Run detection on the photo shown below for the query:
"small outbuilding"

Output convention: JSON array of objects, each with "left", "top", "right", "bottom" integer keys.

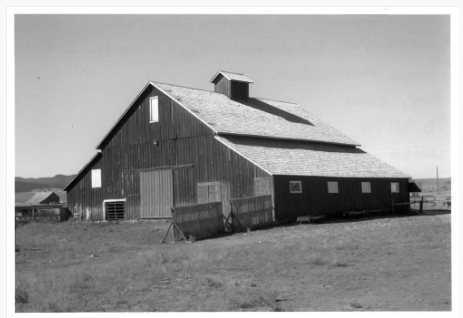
[{"left": 24, "top": 191, "right": 60, "bottom": 205}]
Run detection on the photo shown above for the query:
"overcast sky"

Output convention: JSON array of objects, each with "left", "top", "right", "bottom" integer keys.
[{"left": 15, "top": 14, "right": 450, "bottom": 179}]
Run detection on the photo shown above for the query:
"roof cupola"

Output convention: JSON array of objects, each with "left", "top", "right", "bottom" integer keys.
[{"left": 210, "top": 70, "right": 253, "bottom": 100}]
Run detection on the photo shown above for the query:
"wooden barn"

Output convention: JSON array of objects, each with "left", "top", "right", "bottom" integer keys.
[{"left": 64, "top": 71, "right": 411, "bottom": 223}]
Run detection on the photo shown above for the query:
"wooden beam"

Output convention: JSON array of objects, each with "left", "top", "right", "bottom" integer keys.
[{"left": 124, "top": 164, "right": 193, "bottom": 174}]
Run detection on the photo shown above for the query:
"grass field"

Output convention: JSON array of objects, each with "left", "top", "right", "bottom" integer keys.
[{"left": 15, "top": 210, "right": 451, "bottom": 312}]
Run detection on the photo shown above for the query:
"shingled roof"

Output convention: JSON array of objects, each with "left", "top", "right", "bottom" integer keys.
[
  {"left": 216, "top": 136, "right": 409, "bottom": 178},
  {"left": 25, "top": 191, "right": 60, "bottom": 205},
  {"left": 152, "top": 82, "right": 360, "bottom": 146}
]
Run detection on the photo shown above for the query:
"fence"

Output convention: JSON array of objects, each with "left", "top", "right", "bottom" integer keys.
[
  {"left": 15, "top": 204, "right": 72, "bottom": 225},
  {"left": 229, "top": 195, "right": 273, "bottom": 230},
  {"left": 171, "top": 202, "right": 224, "bottom": 240}
]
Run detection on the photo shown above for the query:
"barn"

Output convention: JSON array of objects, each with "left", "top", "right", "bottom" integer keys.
[
  {"left": 64, "top": 71, "right": 411, "bottom": 223},
  {"left": 23, "top": 191, "right": 61, "bottom": 205}
]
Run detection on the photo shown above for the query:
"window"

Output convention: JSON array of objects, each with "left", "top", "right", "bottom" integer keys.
[
  {"left": 391, "top": 182, "right": 400, "bottom": 193},
  {"left": 361, "top": 182, "right": 371, "bottom": 193},
  {"left": 327, "top": 181, "right": 339, "bottom": 193},
  {"left": 91, "top": 169, "right": 101, "bottom": 188},
  {"left": 290, "top": 181, "right": 302, "bottom": 193},
  {"left": 149, "top": 96, "right": 159, "bottom": 123}
]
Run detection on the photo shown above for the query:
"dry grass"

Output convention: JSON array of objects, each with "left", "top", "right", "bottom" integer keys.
[{"left": 15, "top": 213, "right": 451, "bottom": 312}]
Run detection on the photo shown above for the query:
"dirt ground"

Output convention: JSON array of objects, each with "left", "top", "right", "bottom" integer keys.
[{"left": 15, "top": 209, "right": 451, "bottom": 312}]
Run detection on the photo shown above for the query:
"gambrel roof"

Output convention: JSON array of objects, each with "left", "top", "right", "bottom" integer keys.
[{"left": 216, "top": 136, "right": 409, "bottom": 178}]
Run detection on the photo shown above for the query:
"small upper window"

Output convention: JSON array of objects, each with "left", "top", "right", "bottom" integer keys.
[
  {"left": 361, "top": 182, "right": 371, "bottom": 193},
  {"left": 150, "top": 96, "right": 159, "bottom": 123},
  {"left": 391, "top": 182, "right": 399, "bottom": 193},
  {"left": 327, "top": 181, "right": 339, "bottom": 193},
  {"left": 290, "top": 181, "right": 302, "bottom": 193},
  {"left": 91, "top": 169, "right": 101, "bottom": 188}
]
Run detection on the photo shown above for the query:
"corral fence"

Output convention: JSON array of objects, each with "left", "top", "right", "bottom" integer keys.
[
  {"left": 169, "top": 202, "right": 224, "bottom": 241},
  {"left": 15, "top": 204, "right": 72, "bottom": 226},
  {"left": 392, "top": 196, "right": 452, "bottom": 215},
  {"left": 163, "top": 195, "right": 274, "bottom": 243},
  {"left": 229, "top": 195, "right": 273, "bottom": 230}
]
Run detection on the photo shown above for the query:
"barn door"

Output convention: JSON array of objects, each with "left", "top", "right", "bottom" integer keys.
[{"left": 140, "top": 170, "right": 173, "bottom": 218}]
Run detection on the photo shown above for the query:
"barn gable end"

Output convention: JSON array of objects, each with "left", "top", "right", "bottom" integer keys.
[{"left": 66, "top": 81, "right": 271, "bottom": 221}]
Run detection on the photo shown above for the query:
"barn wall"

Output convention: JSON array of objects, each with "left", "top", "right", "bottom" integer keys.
[
  {"left": 273, "top": 176, "right": 410, "bottom": 220},
  {"left": 66, "top": 156, "right": 104, "bottom": 221},
  {"left": 68, "top": 84, "right": 270, "bottom": 220}
]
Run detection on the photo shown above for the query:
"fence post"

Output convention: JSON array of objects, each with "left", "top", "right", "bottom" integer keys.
[{"left": 229, "top": 200, "right": 234, "bottom": 232}]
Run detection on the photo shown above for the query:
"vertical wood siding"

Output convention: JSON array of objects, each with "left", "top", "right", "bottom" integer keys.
[
  {"left": 66, "top": 84, "right": 270, "bottom": 220},
  {"left": 214, "top": 75, "right": 229, "bottom": 97},
  {"left": 66, "top": 156, "right": 104, "bottom": 221},
  {"left": 140, "top": 170, "right": 173, "bottom": 218},
  {"left": 273, "top": 176, "right": 410, "bottom": 220}
]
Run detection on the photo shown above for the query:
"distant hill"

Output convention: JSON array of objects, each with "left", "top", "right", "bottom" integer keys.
[{"left": 15, "top": 174, "right": 76, "bottom": 193}]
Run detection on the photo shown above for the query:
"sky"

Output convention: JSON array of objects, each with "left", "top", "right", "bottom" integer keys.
[{"left": 14, "top": 14, "right": 451, "bottom": 179}]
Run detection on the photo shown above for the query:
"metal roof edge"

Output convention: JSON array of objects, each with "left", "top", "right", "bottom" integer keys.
[
  {"left": 63, "top": 152, "right": 102, "bottom": 191},
  {"left": 214, "top": 136, "right": 273, "bottom": 176}
]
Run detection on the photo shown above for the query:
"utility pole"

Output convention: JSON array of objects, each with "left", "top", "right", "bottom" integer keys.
[{"left": 436, "top": 166, "right": 439, "bottom": 196}]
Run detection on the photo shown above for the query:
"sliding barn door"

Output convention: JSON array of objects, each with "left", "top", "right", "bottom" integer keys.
[{"left": 139, "top": 170, "right": 173, "bottom": 218}]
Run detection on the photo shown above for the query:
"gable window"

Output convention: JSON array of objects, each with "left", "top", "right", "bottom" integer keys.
[
  {"left": 149, "top": 96, "right": 159, "bottom": 123},
  {"left": 391, "top": 182, "right": 400, "bottom": 193},
  {"left": 327, "top": 181, "right": 339, "bottom": 193},
  {"left": 290, "top": 181, "right": 302, "bottom": 193},
  {"left": 361, "top": 182, "right": 371, "bottom": 193},
  {"left": 91, "top": 169, "right": 101, "bottom": 188}
]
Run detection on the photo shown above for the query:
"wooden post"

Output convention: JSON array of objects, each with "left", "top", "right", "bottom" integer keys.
[
  {"left": 161, "top": 222, "right": 173, "bottom": 243},
  {"left": 229, "top": 201, "right": 234, "bottom": 232},
  {"left": 420, "top": 196, "right": 424, "bottom": 214}
]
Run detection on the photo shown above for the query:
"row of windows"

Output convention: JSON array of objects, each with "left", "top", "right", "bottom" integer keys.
[
  {"left": 290, "top": 181, "right": 400, "bottom": 194},
  {"left": 91, "top": 169, "right": 400, "bottom": 196}
]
